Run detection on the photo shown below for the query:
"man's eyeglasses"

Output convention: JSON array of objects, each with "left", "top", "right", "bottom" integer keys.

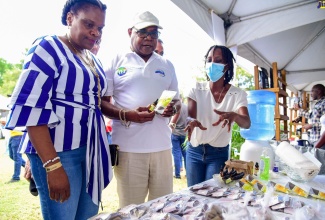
[{"left": 133, "top": 28, "right": 160, "bottom": 39}]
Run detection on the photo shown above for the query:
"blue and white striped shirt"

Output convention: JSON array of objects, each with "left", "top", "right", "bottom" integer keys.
[{"left": 5, "top": 35, "right": 112, "bottom": 205}]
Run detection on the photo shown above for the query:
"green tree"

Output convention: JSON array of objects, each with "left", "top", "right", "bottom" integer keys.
[
  {"left": 234, "top": 66, "right": 254, "bottom": 91},
  {"left": 0, "top": 58, "right": 14, "bottom": 86},
  {"left": 0, "top": 58, "right": 23, "bottom": 96},
  {"left": 0, "top": 65, "right": 22, "bottom": 96}
]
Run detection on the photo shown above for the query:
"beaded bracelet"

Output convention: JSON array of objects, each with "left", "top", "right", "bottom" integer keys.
[
  {"left": 122, "top": 110, "right": 131, "bottom": 128},
  {"left": 43, "top": 156, "right": 60, "bottom": 168},
  {"left": 119, "top": 109, "right": 131, "bottom": 128},
  {"left": 45, "top": 161, "right": 62, "bottom": 173}
]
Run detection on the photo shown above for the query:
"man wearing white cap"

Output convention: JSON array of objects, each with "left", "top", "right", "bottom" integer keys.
[{"left": 102, "top": 11, "right": 180, "bottom": 207}]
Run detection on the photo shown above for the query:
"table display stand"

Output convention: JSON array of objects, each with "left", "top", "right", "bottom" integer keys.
[{"left": 289, "top": 91, "right": 309, "bottom": 139}]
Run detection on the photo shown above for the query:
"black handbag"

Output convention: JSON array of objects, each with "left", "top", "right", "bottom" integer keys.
[{"left": 109, "top": 144, "right": 119, "bottom": 166}]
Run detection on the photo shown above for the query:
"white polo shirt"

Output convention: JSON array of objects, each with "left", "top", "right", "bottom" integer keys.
[
  {"left": 188, "top": 82, "right": 247, "bottom": 147},
  {"left": 105, "top": 51, "right": 180, "bottom": 153}
]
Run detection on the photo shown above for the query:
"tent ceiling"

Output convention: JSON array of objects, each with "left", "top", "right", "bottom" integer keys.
[{"left": 171, "top": 0, "right": 325, "bottom": 93}]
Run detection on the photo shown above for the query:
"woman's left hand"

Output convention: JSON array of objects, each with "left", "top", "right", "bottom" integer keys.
[{"left": 212, "top": 110, "right": 235, "bottom": 132}]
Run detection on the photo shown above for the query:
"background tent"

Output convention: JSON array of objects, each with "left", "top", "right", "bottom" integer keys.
[{"left": 171, "top": 0, "right": 325, "bottom": 93}]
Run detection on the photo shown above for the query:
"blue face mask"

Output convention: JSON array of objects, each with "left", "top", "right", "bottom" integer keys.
[{"left": 205, "top": 62, "right": 225, "bottom": 82}]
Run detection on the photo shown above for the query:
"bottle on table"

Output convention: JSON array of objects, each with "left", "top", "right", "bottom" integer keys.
[
  {"left": 259, "top": 148, "right": 270, "bottom": 181},
  {"left": 254, "top": 162, "right": 259, "bottom": 176}
]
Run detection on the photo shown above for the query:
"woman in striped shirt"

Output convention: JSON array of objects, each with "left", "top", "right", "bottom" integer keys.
[{"left": 5, "top": 0, "right": 112, "bottom": 219}]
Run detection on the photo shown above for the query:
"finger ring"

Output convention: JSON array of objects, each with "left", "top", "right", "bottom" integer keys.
[{"left": 224, "top": 119, "right": 229, "bottom": 124}]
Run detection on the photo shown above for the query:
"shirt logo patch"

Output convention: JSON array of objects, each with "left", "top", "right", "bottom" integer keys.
[
  {"left": 116, "top": 67, "right": 127, "bottom": 76},
  {"left": 155, "top": 69, "right": 165, "bottom": 77}
]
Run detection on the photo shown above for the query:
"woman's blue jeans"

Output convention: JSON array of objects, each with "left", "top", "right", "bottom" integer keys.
[
  {"left": 28, "top": 147, "right": 98, "bottom": 220},
  {"left": 171, "top": 134, "right": 186, "bottom": 178},
  {"left": 186, "top": 143, "right": 229, "bottom": 187},
  {"left": 8, "top": 135, "right": 25, "bottom": 180}
]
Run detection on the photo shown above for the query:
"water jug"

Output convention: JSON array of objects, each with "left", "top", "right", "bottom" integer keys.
[{"left": 240, "top": 90, "right": 276, "bottom": 140}]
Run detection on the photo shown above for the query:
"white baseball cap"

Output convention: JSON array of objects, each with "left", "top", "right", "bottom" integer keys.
[{"left": 131, "top": 11, "right": 163, "bottom": 29}]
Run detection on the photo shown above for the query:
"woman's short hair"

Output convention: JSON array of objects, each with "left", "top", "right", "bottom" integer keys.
[
  {"left": 61, "top": 0, "right": 107, "bottom": 25},
  {"left": 204, "top": 45, "right": 236, "bottom": 85}
]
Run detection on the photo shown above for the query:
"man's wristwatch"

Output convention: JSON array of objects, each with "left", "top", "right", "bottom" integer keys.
[{"left": 172, "top": 106, "right": 177, "bottom": 115}]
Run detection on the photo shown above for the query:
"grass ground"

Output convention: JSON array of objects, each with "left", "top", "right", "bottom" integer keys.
[{"left": 0, "top": 139, "right": 187, "bottom": 220}]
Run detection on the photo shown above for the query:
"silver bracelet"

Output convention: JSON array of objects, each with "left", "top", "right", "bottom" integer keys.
[{"left": 43, "top": 156, "right": 60, "bottom": 168}]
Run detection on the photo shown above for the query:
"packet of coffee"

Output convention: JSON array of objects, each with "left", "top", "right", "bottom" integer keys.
[
  {"left": 309, "top": 187, "right": 325, "bottom": 200},
  {"left": 270, "top": 181, "right": 290, "bottom": 194},
  {"left": 154, "top": 90, "right": 177, "bottom": 114},
  {"left": 286, "top": 182, "right": 308, "bottom": 198}
]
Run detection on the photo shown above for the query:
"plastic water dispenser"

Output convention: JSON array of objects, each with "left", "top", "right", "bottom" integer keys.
[{"left": 240, "top": 90, "right": 276, "bottom": 168}]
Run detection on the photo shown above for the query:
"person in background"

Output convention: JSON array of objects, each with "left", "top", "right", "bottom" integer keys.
[
  {"left": 90, "top": 38, "right": 101, "bottom": 55},
  {"left": 5, "top": 0, "right": 112, "bottom": 219},
  {"left": 185, "top": 45, "right": 251, "bottom": 187},
  {"left": 102, "top": 11, "right": 180, "bottom": 208},
  {"left": 154, "top": 38, "right": 164, "bottom": 56},
  {"left": 169, "top": 97, "right": 188, "bottom": 179},
  {"left": 315, "top": 114, "right": 325, "bottom": 149},
  {"left": 301, "top": 84, "right": 325, "bottom": 146},
  {"left": 155, "top": 39, "right": 186, "bottom": 179},
  {"left": 6, "top": 129, "right": 25, "bottom": 183}
]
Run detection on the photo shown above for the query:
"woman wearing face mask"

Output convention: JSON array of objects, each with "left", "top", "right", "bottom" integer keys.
[{"left": 185, "top": 45, "right": 251, "bottom": 186}]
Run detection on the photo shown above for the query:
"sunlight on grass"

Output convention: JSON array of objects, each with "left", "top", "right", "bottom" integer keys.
[{"left": 0, "top": 139, "right": 187, "bottom": 219}]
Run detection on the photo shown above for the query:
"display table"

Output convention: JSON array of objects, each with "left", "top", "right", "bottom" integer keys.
[{"left": 90, "top": 174, "right": 325, "bottom": 220}]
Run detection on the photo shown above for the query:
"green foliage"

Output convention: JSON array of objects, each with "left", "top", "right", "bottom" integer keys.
[
  {"left": 234, "top": 66, "right": 255, "bottom": 91},
  {"left": 0, "top": 58, "right": 14, "bottom": 86},
  {"left": 230, "top": 123, "right": 245, "bottom": 159},
  {"left": 0, "top": 58, "right": 23, "bottom": 96}
]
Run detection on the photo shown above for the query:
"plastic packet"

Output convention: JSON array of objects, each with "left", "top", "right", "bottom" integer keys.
[
  {"left": 309, "top": 187, "right": 325, "bottom": 200},
  {"left": 246, "top": 175, "right": 266, "bottom": 193},
  {"left": 190, "top": 183, "right": 209, "bottom": 191},
  {"left": 154, "top": 90, "right": 177, "bottom": 114},
  {"left": 117, "top": 204, "right": 148, "bottom": 219},
  {"left": 286, "top": 182, "right": 309, "bottom": 198},
  {"left": 204, "top": 203, "right": 224, "bottom": 220},
  {"left": 222, "top": 200, "right": 251, "bottom": 220},
  {"left": 237, "top": 178, "right": 254, "bottom": 191},
  {"left": 269, "top": 181, "right": 290, "bottom": 194}
]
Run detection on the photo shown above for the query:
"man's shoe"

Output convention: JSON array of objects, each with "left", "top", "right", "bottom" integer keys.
[
  {"left": 5, "top": 179, "right": 20, "bottom": 184},
  {"left": 174, "top": 176, "right": 181, "bottom": 179}
]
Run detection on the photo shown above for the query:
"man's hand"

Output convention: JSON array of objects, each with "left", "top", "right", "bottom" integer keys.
[
  {"left": 24, "top": 159, "right": 32, "bottom": 181},
  {"left": 303, "top": 124, "right": 312, "bottom": 130},
  {"left": 127, "top": 107, "right": 155, "bottom": 123}
]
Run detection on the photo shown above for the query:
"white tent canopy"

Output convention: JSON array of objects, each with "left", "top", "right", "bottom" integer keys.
[{"left": 171, "top": 0, "right": 325, "bottom": 93}]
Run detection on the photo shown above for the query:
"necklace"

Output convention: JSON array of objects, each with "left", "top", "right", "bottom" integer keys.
[
  {"left": 217, "top": 86, "right": 225, "bottom": 103},
  {"left": 66, "top": 34, "right": 101, "bottom": 108}
]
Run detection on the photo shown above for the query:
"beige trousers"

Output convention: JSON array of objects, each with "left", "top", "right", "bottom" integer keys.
[{"left": 114, "top": 149, "right": 173, "bottom": 208}]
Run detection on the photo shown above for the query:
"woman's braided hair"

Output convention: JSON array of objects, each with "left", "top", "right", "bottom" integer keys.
[
  {"left": 61, "top": 0, "right": 107, "bottom": 25},
  {"left": 204, "top": 45, "right": 236, "bottom": 86}
]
